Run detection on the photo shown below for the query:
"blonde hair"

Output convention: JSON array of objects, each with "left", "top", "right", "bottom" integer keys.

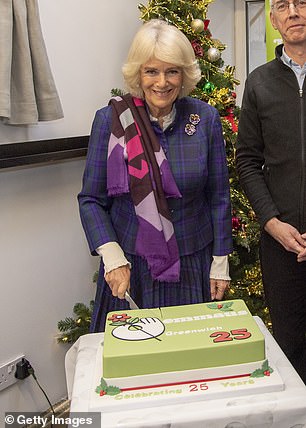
[{"left": 122, "top": 19, "right": 201, "bottom": 99}]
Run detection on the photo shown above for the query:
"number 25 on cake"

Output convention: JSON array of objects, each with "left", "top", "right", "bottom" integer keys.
[{"left": 91, "top": 300, "right": 284, "bottom": 411}]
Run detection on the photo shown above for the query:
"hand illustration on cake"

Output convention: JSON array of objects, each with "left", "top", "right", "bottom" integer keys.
[{"left": 108, "top": 314, "right": 165, "bottom": 341}]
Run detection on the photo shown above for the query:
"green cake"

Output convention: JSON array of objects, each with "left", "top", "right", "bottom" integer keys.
[
  {"left": 102, "top": 300, "right": 266, "bottom": 387},
  {"left": 91, "top": 300, "right": 285, "bottom": 412}
]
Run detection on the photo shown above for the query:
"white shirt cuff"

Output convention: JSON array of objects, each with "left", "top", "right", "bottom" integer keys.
[
  {"left": 209, "top": 255, "right": 231, "bottom": 280},
  {"left": 96, "top": 242, "right": 131, "bottom": 273}
]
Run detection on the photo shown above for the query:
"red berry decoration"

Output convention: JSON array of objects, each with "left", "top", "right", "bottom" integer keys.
[
  {"left": 100, "top": 390, "right": 106, "bottom": 396},
  {"left": 217, "top": 304, "right": 223, "bottom": 309}
]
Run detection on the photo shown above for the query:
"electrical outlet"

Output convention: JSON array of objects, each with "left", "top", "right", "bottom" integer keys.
[{"left": 0, "top": 356, "right": 24, "bottom": 392}]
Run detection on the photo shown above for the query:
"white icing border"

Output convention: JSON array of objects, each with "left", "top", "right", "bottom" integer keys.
[
  {"left": 104, "top": 359, "right": 266, "bottom": 389},
  {"left": 90, "top": 343, "right": 285, "bottom": 412}
]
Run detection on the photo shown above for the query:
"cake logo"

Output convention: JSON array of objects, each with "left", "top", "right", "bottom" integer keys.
[{"left": 108, "top": 313, "right": 165, "bottom": 341}]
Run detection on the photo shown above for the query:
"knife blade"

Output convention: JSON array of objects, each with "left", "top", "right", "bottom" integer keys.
[{"left": 125, "top": 291, "right": 139, "bottom": 310}]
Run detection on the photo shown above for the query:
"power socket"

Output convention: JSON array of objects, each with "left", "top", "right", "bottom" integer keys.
[{"left": 0, "top": 356, "right": 25, "bottom": 392}]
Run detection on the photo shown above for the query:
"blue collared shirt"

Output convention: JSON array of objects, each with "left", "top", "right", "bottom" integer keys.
[{"left": 281, "top": 46, "right": 306, "bottom": 89}]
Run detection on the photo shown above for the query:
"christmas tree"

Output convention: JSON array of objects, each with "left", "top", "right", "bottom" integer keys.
[
  {"left": 57, "top": 0, "right": 270, "bottom": 343},
  {"left": 57, "top": 301, "right": 94, "bottom": 343}
]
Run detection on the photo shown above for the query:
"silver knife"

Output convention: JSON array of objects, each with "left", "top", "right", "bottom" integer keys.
[{"left": 125, "top": 291, "right": 139, "bottom": 309}]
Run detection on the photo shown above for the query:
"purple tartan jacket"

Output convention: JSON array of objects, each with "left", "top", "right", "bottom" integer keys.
[{"left": 78, "top": 96, "right": 233, "bottom": 258}]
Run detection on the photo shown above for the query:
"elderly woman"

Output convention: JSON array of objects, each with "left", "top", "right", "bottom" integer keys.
[{"left": 78, "top": 19, "right": 233, "bottom": 332}]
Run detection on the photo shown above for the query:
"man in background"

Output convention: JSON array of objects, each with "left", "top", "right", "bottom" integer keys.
[{"left": 236, "top": 0, "right": 306, "bottom": 384}]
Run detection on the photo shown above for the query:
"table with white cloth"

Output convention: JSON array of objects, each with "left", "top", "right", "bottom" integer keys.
[{"left": 65, "top": 316, "right": 306, "bottom": 428}]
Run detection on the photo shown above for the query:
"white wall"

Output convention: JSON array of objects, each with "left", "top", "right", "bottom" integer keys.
[
  {"left": 208, "top": 0, "right": 235, "bottom": 68},
  {"left": 0, "top": 0, "right": 142, "bottom": 144},
  {"left": 0, "top": 0, "right": 235, "bottom": 419},
  {"left": 0, "top": 0, "right": 141, "bottom": 419},
  {"left": 0, "top": 159, "right": 97, "bottom": 412}
]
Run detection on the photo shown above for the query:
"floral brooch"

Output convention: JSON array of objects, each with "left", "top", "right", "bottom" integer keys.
[{"left": 185, "top": 113, "right": 200, "bottom": 135}]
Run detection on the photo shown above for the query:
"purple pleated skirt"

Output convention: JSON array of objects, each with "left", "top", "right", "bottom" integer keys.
[{"left": 89, "top": 245, "right": 212, "bottom": 332}]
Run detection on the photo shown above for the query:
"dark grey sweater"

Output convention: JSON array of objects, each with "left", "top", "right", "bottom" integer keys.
[{"left": 236, "top": 44, "right": 306, "bottom": 232}]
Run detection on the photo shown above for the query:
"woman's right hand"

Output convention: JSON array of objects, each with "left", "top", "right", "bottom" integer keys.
[{"left": 104, "top": 265, "right": 131, "bottom": 299}]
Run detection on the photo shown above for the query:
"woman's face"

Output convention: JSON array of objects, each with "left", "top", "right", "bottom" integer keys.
[{"left": 140, "top": 58, "right": 183, "bottom": 118}]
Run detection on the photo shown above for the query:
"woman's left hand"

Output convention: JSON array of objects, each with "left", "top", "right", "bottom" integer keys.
[{"left": 210, "top": 279, "right": 230, "bottom": 301}]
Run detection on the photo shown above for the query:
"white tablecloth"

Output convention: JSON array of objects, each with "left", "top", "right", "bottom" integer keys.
[{"left": 65, "top": 317, "right": 306, "bottom": 428}]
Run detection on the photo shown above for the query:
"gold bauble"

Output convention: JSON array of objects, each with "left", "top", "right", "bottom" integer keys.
[
  {"left": 211, "top": 38, "right": 224, "bottom": 49},
  {"left": 191, "top": 19, "right": 204, "bottom": 33}
]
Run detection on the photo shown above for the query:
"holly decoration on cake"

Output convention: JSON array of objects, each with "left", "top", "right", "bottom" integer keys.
[
  {"left": 207, "top": 301, "right": 234, "bottom": 311},
  {"left": 250, "top": 360, "right": 274, "bottom": 378},
  {"left": 95, "top": 377, "right": 121, "bottom": 396}
]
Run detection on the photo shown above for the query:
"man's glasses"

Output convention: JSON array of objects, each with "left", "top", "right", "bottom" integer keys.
[{"left": 272, "top": 0, "right": 306, "bottom": 13}]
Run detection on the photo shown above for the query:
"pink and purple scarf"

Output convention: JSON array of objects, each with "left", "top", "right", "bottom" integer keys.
[{"left": 107, "top": 94, "right": 181, "bottom": 282}]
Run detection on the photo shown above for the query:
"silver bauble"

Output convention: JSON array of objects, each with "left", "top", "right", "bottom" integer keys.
[{"left": 207, "top": 47, "right": 221, "bottom": 62}]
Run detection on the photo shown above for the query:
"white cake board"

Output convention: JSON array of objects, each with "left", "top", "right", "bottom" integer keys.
[{"left": 89, "top": 343, "right": 285, "bottom": 412}]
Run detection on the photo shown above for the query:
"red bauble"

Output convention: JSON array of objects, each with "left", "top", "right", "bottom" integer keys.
[
  {"left": 232, "top": 216, "right": 241, "bottom": 230},
  {"left": 191, "top": 40, "right": 204, "bottom": 57}
]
